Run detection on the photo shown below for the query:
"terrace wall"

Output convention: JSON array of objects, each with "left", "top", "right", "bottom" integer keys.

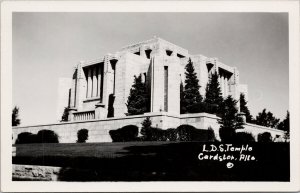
[{"left": 12, "top": 112, "right": 285, "bottom": 144}]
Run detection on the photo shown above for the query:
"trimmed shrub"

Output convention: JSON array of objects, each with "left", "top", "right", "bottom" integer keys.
[
  {"left": 148, "top": 127, "right": 167, "bottom": 141},
  {"left": 207, "top": 127, "right": 217, "bottom": 142},
  {"left": 166, "top": 128, "right": 178, "bottom": 141},
  {"left": 177, "top": 125, "right": 217, "bottom": 142},
  {"left": 36, "top": 130, "right": 59, "bottom": 143},
  {"left": 109, "top": 125, "right": 139, "bottom": 142},
  {"left": 15, "top": 132, "right": 37, "bottom": 144},
  {"left": 109, "top": 130, "right": 122, "bottom": 142},
  {"left": 192, "top": 127, "right": 217, "bottom": 142},
  {"left": 219, "top": 127, "right": 236, "bottom": 143},
  {"left": 177, "top": 124, "right": 196, "bottom": 141},
  {"left": 258, "top": 132, "right": 273, "bottom": 143},
  {"left": 77, "top": 129, "right": 89, "bottom": 143},
  {"left": 234, "top": 132, "right": 255, "bottom": 143}
]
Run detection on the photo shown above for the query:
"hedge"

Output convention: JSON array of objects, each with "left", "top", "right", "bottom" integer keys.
[
  {"left": 77, "top": 129, "right": 89, "bottom": 143},
  {"left": 109, "top": 125, "right": 139, "bottom": 142},
  {"left": 15, "top": 130, "right": 59, "bottom": 144}
]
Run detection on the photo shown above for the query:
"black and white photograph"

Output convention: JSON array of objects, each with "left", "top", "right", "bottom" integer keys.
[{"left": 1, "top": 1, "right": 300, "bottom": 192}]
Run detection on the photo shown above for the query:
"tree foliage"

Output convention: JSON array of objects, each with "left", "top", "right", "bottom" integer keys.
[
  {"left": 36, "top": 130, "right": 59, "bottom": 143},
  {"left": 239, "top": 93, "right": 253, "bottom": 123},
  {"left": 204, "top": 72, "right": 223, "bottom": 111},
  {"left": 12, "top": 106, "right": 20, "bottom": 126},
  {"left": 277, "top": 111, "right": 290, "bottom": 141},
  {"left": 218, "top": 96, "right": 244, "bottom": 142},
  {"left": 77, "top": 129, "right": 89, "bottom": 143},
  {"left": 257, "top": 132, "right": 273, "bottom": 143},
  {"left": 255, "top": 109, "right": 280, "bottom": 128},
  {"left": 61, "top": 107, "right": 69, "bottom": 122},
  {"left": 181, "top": 58, "right": 203, "bottom": 114},
  {"left": 126, "top": 74, "right": 150, "bottom": 115},
  {"left": 109, "top": 125, "right": 139, "bottom": 142},
  {"left": 140, "top": 117, "right": 152, "bottom": 140}
]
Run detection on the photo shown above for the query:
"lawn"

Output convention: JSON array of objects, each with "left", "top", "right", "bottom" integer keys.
[{"left": 13, "top": 141, "right": 290, "bottom": 181}]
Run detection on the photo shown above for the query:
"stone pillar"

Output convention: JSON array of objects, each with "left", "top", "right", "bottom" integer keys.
[
  {"left": 92, "top": 66, "right": 98, "bottom": 98},
  {"left": 102, "top": 56, "right": 115, "bottom": 109},
  {"left": 68, "top": 107, "right": 77, "bottom": 121},
  {"left": 220, "top": 74, "right": 224, "bottom": 98},
  {"left": 224, "top": 76, "right": 228, "bottom": 97},
  {"left": 87, "top": 68, "right": 92, "bottom": 98},
  {"left": 95, "top": 103, "right": 108, "bottom": 119},
  {"left": 75, "top": 62, "right": 85, "bottom": 111},
  {"left": 70, "top": 68, "right": 77, "bottom": 108},
  {"left": 97, "top": 65, "right": 102, "bottom": 99},
  {"left": 150, "top": 55, "right": 165, "bottom": 112}
]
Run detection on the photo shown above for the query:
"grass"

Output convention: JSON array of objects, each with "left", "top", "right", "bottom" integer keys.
[{"left": 13, "top": 141, "right": 290, "bottom": 181}]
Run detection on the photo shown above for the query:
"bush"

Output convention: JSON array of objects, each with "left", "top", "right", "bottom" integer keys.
[
  {"left": 177, "top": 125, "right": 217, "bottom": 142},
  {"left": 77, "top": 129, "right": 89, "bottom": 143},
  {"left": 15, "top": 132, "right": 37, "bottom": 144},
  {"left": 109, "top": 130, "right": 122, "bottom": 142},
  {"left": 234, "top": 132, "right": 255, "bottom": 143},
  {"left": 140, "top": 117, "right": 152, "bottom": 141},
  {"left": 166, "top": 128, "right": 178, "bottom": 141},
  {"left": 36, "top": 130, "right": 59, "bottom": 143},
  {"left": 148, "top": 127, "right": 167, "bottom": 141},
  {"left": 258, "top": 132, "right": 273, "bottom": 143},
  {"left": 207, "top": 127, "right": 217, "bottom": 142},
  {"left": 219, "top": 127, "right": 236, "bottom": 143},
  {"left": 109, "top": 125, "right": 139, "bottom": 142},
  {"left": 177, "top": 125, "right": 196, "bottom": 141}
]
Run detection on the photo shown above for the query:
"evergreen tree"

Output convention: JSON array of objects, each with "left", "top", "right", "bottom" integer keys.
[
  {"left": 141, "top": 117, "right": 152, "bottom": 140},
  {"left": 277, "top": 111, "right": 289, "bottom": 141},
  {"left": 239, "top": 93, "right": 253, "bottom": 123},
  {"left": 12, "top": 106, "right": 20, "bottom": 126},
  {"left": 126, "top": 74, "right": 150, "bottom": 115},
  {"left": 182, "top": 58, "right": 203, "bottom": 113},
  {"left": 255, "top": 109, "right": 279, "bottom": 128},
  {"left": 61, "top": 107, "right": 69, "bottom": 122},
  {"left": 204, "top": 72, "right": 223, "bottom": 113},
  {"left": 218, "top": 96, "right": 244, "bottom": 142}
]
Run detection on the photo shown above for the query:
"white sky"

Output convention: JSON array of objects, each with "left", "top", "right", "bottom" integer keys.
[{"left": 12, "top": 12, "right": 288, "bottom": 126}]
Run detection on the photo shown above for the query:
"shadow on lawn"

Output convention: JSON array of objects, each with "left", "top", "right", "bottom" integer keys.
[{"left": 13, "top": 142, "right": 290, "bottom": 181}]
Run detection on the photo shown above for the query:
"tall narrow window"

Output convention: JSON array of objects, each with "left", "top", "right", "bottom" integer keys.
[{"left": 164, "top": 66, "right": 168, "bottom": 112}]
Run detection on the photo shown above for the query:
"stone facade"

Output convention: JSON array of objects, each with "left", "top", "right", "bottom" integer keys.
[
  {"left": 13, "top": 164, "right": 61, "bottom": 181},
  {"left": 62, "top": 37, "right": 248, "bottom": 121}
]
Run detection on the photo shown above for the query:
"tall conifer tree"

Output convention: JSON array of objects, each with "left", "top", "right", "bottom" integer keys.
[
  {"left": 126, "top": 74, "right": 150, "bottom": 115},
  {"left": 255, "top": 109, "right": 279, "bottom": 128},
  {"left": 12, "top": 106, "right": 20, "bottom": 126},
  {"left": 204, "top": 72, "right": 223, "bottom": 113},
  {"left": 239, "top": 93, "right": 253, "bottom": 123},
  {"left": 218, "top": 96, "right": 244, "bottom": 142},
  {"left": 182, "top": 58, "right": 203, "bottom": 113}
]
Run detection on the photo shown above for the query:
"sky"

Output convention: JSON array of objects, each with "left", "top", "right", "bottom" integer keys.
[{"left": 12, "top": 12, "right": 289, "bottom": 126}]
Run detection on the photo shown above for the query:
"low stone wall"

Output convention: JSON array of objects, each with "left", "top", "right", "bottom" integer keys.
[
  {"left": 13, "top": 164, "right": 61, "bottom": 181},
  {"left": 237, "top": 123, "right": 286, "bottom": 142},
  {"left": 12, "top": 112, "right": 285, "bottom": 143}
]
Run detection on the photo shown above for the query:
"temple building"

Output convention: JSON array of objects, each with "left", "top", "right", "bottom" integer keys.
[
  {"left": 60, "top": 37, "right": 248, "bottom": 121},
  {"left": 14, "top": 37, "right": 285, "bottom": 144}
]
